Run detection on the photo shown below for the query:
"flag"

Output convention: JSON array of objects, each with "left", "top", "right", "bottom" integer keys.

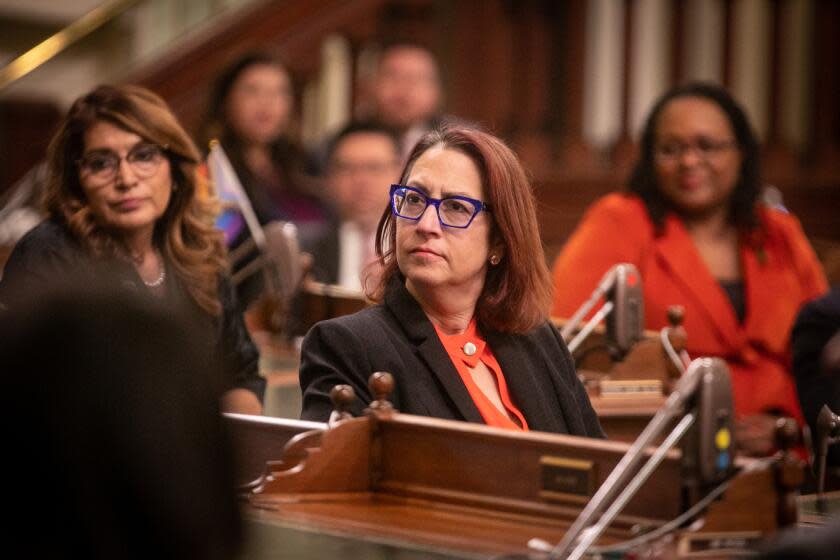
[{"left": 206, "top": 140, "right": 266, "bottom": 249}]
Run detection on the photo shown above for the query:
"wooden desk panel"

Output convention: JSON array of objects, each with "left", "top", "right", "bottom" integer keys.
[
  {"left": 228, "top": 411, "right": 801, "bottom": 558},
  {"left": 224, "top": 413, "right": 324, "bottom": 485},
  {"left": 249, "top": 493, "right": 592, "bottom": 557},
  {"left": 376, "top": 414, "right": 681, "bottom": 521}
]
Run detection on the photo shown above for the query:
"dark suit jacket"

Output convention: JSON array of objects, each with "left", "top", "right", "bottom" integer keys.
[{"left": 299, "top": 278, "right": 604, "bottom": 437}]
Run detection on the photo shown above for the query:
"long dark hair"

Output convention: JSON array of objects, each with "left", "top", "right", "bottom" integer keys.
[
  {"left": 628, "top": 82, "right": 762, "bottom": 232},
  {"left": 44, "top": 84, "right": 227, "bottom": 316},
  {"left": 370, "top": 124, "right": 553, "bottom": 334},
  {"left": 199, "top": 52, "right": 307, "bottom": 194}
]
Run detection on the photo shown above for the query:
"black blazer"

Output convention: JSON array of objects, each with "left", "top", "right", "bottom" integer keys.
[{"left": 299, "top": 278, "right": 604, "bottom": 437}]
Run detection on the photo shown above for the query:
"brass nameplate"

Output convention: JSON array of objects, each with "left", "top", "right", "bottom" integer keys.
[
  {"left": 677, "top": 531, "right": 762, "bottom": 557},
  {"left": 539, "top": 456, "right": 595, "bottom": 504},
  {"left": 599, "top": 379, "right": 662, "bottom": 398}
]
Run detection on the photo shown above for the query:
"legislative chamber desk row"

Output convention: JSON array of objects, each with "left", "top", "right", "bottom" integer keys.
[
  {"left": 226, "top": 404, "right": 803, "bottom": 559},
  {"left": 242, "top": 291, "right": 808, "bottom": 557}
]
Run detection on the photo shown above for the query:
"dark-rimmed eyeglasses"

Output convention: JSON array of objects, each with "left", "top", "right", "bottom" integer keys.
[
  {"left": 78, "top": 143, "right": 168, "bottom": 183},
  {"left": 654, "top": 137, "right": 737, "bottom": 163},
  {"left": 389, "top": 184, "right": 491, "bottom": 229}
]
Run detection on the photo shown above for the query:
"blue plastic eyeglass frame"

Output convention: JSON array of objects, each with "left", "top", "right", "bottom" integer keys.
[{"left": 389, "top": 184, "right": 491, "bottom": 229}]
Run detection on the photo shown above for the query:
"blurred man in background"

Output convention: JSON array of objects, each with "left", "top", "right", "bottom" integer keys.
[
  {"left": 370, "top": 42, "right": 443, "bottom": 161},
  {"left": 308, "top": 122, "right": 400, "bottom": 291}
]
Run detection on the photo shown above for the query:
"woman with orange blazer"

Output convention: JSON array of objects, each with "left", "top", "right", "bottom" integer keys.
[{"left": 552, "top": 83, "right": 827, "bottom": 456}]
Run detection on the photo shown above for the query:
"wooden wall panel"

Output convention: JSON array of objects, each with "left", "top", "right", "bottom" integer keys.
[
  {"left": 4, "top": 0, "right": 838, "bottom": 258},
  {"left": 128, "top": 0, "right": 389, "bottom": 135},
  {"left": 0, "top": 99, "right": 60, "bottom": 194},
  {"left": 811, "top": 0, "right": 840, "bottom": 172}
]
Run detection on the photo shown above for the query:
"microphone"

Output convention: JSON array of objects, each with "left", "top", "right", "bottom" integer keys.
[
  {"left": 562, "top": 263, "right": 644, "bottom": 360},
  {"left": 681, "top": 358, "right": 736, "bottom": 487},
  {"left": 229, "top": 220, "right": 303, "bottom": 294},
  {"left": 229, "top": 220, "right": 305, "bottom": 335},
  {"left": 550, "top": 358, "right": 735, "bottom": 560},
  {"left": 262, "top": 221, "right": 303, "bottom": 301},
  {"left": 605, "top": 263, "right": 644, "bottom": 360}
]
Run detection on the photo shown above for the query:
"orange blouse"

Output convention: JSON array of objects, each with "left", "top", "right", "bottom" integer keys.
[{"left": 434, "top": 320, "right": 529, "bottom": 431}]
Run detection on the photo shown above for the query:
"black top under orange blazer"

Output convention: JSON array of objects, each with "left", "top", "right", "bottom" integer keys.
[{"left": 299, "top": 277, "right": 604, "bottom": 438}]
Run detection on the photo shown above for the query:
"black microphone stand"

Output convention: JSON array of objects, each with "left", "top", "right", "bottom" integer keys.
[
  {"left": 815, "top": 404, "right": 840, "bottom": 512},
  {"left": 549, "top": 357, "right": 735, "bottom": 560}
]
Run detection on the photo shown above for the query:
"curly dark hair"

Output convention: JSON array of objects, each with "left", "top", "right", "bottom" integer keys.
[
  {"left": 628, "top": 82, "right": 762, "bottom": 233},
  {"left": 44, "top": 84, "right": 227, "bottom": 316}
]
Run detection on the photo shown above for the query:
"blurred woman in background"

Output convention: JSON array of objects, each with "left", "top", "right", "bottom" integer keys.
[
  {"left": 201, "top": 52, "right": 328, "bottom": 239},
  {"left": 552, "top": 82, "right": 827, "bottom": 455},
  {"left": 200, "top": 53, "right": 329, "bottom": 308}
]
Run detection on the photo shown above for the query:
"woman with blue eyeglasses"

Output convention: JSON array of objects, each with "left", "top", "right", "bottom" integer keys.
[
  {"left": 552, "top": 82, "right": 827, "bottom": 456},
  {"left": 299, "top": 124, "right": 603, "bottom": 437},
  {"left": 0, "top": 84, "right": 265, "bottom": 414}
]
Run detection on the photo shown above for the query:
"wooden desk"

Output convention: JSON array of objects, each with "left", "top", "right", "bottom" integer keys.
[
  {"left": 241, "top": 517, "right": 479, "bottom": 560},
  {"left": 554, "top": 316, "right": 686, "bottom": 442},
  {"left": 243, "top": 415, "right": 678, "bottom": 556},
  {"left": 228, "top": 410, "right": 799, "bottom": 558},
  {"left": 225, "top": 414, "right": 324, "bottom": 485},
  {"left": 588, "top": 393, "right": 666, "bottom": 442}
]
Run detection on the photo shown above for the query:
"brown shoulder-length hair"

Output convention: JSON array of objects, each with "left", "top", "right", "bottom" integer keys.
[
  {"left": 44, "top": 84, "right": 227, "bottom": 316},
  {"left": 368, "top": 124, "right": 552, "bottom": 334}
]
